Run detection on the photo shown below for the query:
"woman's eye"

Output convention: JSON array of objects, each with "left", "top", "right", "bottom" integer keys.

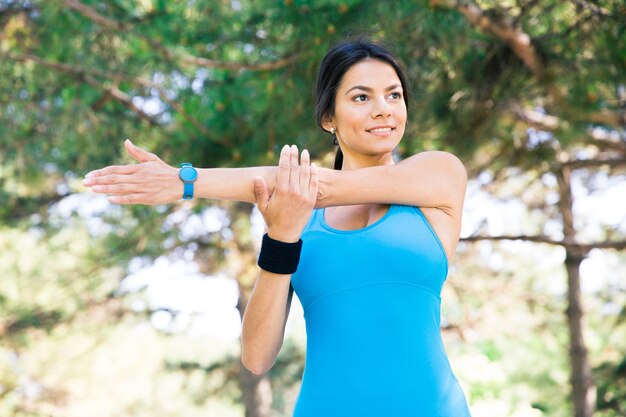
[
  {"left": 389, "top": 92, "right": 402, "bottom": 100},
  {"left": 353, "top": 94, "right": 368, "bottom": 102}
]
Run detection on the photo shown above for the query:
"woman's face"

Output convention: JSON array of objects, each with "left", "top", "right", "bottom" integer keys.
[{"left": 325, "top": 59, "right": 407, "bottom": 160}]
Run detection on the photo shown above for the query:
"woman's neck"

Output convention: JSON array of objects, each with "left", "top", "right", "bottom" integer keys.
[{"left": 340, "top": 152, "right": 395, "bottom": 170}]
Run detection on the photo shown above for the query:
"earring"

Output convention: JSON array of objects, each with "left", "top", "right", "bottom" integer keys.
[
  {"left": 331, "top": 127, "right": 338, "bottom": 146},
  {"left": 330, "top": 127, "right": 335, "bottom": 134}
]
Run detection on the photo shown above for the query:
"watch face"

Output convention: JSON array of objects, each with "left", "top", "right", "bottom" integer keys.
[{"left": 179, "top": 166, "right": 198, "bottom": 181}]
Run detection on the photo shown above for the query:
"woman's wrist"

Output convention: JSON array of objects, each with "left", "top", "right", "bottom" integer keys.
[
  {"left": 267, "top": 228, "right": 301, "bottom": 243},
  {"left": 194, "top": 166, "right": 278, "bottom": 203},
  {"left": 258, "top": 233, "right": 303, "bottom": 275}
]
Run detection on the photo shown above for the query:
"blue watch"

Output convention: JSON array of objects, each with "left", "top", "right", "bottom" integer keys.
[{"left": 178, "top": 163, "right": 198, "bottom": 200}]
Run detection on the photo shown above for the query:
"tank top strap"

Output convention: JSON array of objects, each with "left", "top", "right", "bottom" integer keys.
[{"left": 302, "top": 207, "right": 324, "bottom": 234}]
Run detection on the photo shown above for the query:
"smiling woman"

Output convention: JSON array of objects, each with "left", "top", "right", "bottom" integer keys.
[
  {"left": 82, "top": 39, "right": 470, "bottom": 416},
  {"left": 323, "top": 59, "right": 407, "bottom": 170}
]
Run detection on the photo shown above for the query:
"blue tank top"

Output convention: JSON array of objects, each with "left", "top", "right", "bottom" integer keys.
[{"left": 290, "top": 204, "right": 471, "bottom": 416}]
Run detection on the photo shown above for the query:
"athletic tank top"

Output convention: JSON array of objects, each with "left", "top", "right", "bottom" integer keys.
[{"left": 290, "top": 204, "right": 471, "bottom": 416}]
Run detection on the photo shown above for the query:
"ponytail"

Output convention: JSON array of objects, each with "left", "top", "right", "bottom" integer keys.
[{"left": 333, "top": 147, "right": 343, "bottom": 170}]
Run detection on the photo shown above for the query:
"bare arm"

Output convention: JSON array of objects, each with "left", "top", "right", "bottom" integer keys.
[
  {"left": 82, "top": 140, "right": 279, "bottom": 205},
  {"left": 241, "top": 145, "right": 318, "bottom": 374},
  {"left": 195, "top": 166, "right": 276, "bottom": 204},
  {"left": 83, "top": 142, "right": 465, "bottom": 219},
  {"left": 198, "top": 152, "right": 465, "bottom": 210},
  {"left": 316, "top": 151, "right": 467, "bottom": 211},
  {"left": 241, "top": 271, "right": 294, "bottom": 375}
]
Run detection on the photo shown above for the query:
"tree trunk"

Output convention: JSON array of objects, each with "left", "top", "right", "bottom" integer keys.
[
  {"left": 238, "top": 361, "right": 273, "bottom": 417},
  {"left": 557, "top": 165, "right": 596, "bottom": 417}
]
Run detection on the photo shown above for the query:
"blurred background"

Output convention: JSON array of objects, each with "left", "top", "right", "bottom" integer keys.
[{"left": 1, "top": 1, "right": 625, "bottom": 416}]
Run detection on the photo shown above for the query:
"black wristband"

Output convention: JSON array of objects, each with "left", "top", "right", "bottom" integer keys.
[{"left": 257, "top": 233, "right": 303, "bottom": 275}]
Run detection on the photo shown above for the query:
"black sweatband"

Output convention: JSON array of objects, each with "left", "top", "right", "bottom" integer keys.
[{"left": 257, "top": 233, "right": 303, "bottom": 275}]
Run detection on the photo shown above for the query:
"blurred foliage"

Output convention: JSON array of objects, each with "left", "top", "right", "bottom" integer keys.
[
  {"left": 1, "top": 0, "right": 625, "bottom": 416},
  {"left": 596, "top": 356, "right": 626, "bottom": 415}
]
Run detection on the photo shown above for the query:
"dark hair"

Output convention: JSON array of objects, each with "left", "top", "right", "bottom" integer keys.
[{"left": 315, "top": 40, "right": 411, "bottom": 170}]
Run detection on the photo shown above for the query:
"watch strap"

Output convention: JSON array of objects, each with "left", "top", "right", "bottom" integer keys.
[
  {"left": 183, "top": 182, "right": 194, "bottom": 200},
  {"left": 180, "top": 163, "right": 195, "bottom": 200}
]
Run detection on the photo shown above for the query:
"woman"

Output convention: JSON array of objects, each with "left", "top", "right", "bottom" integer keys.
[{"left": 83, "top": 40, "right": 470, "bottom": 416}]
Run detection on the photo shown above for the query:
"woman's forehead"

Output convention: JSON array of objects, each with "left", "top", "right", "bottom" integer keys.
[{"left": 338, "top": 59, "right": 402, "bottom": 92}]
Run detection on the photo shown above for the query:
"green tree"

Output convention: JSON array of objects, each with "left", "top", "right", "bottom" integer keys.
[{"left": 1, "top": 1, "right": 625, "bottom": 416}]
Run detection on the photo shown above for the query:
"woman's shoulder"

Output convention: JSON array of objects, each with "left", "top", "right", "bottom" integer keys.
[
  {"left": 399, "top": 151, "right": 466, "bottom": 181},
  {"left": 404, "top": 150, "right": 463, "bottom": 166}
]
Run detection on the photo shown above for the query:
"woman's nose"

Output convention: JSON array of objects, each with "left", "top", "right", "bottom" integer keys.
[{"left": 371, "top": 97, "right": 391, "bottom": 118}]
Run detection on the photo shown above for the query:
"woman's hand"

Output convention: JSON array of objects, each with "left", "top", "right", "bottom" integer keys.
[
  {"left": 254, "top": 144, "right": 319, "bottom": 243},
  {"left": 82, "top": 139, "right": 180, "bottom": 205}
]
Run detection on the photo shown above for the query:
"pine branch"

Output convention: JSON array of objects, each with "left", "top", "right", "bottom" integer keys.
[
  {"left": 561, "top": 157, "right": 626, "bottom": 170},
  {"left": 461, "top": 234, "right": 565, "bottom": 246},
  {"left": 461, "top": 235, "right": 626, "bottom": 252},
  {"left": 0, "top": 2, "right": 37, "bottom": 17},
  {"left": 432, "top": 0, "right": 624, "bottom": 135},
  {"left": 513, "top": 106, "right": 561, "bottom": 131},
  {"left": 177, "top": 50, "right": 305, "bottom": 71},
  {"left": 7, "top": 53, "right": 228, "bottom": 145},
  {"left": 61, "top": 0, "right": 125, "bottom": 30},
  {"left": 536, "top": 12, "right": 596, "bottom": 42},
  {"left": 9, "top": 53, "right": 156, "bottom": 88},
  {"left": 61, "top": 0, "right": 305, "bottom": 72},
  {"left": 569, "top": 0, "right": 611, "bottom": 17},
  {"left": 429, "top": 0, "right": 544, "bottom": 77},
  {"left": 586, "top": 128, "right": 626, "bottom": 153},
  {"left": 10, "top": 53, "right": 157, "bottom": 123},
  {"left": 588, "top": 109, "right": 626, "bottom": 127},
  {"left": 505, "top": 103, "right": 626, "bottom": 132},
  {"left": 101, "top": 81, "right": 157, "bottom": 124}
]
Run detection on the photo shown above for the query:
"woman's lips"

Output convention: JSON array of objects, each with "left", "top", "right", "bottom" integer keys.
[{"left": 366, "top": 126, "right": 395, "bottom": 136}]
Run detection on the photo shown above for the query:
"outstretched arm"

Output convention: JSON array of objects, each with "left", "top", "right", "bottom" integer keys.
[
  {"left": 83, "top": 141, "right": 466, "bottom": 218},
  {"left": 82, "top": 139, "right": 278, "bottom": 205}
]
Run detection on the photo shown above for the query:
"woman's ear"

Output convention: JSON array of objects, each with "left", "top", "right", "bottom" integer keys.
[{"left": 321, "top": 114, "right": 334, "bottom": 133}]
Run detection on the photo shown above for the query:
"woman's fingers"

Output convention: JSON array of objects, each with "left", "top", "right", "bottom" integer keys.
[
  {"left": 83, "top": 173, "right": 137, "bottom": 188},
  {"left": 276, "top": 144, "right": 290, "bottom": 190},
  {"left": 91, "top": 182, "right": 136, "bottom": 195},
  {"left": 108, "top": 193, "right": 145, "bottom": 205},
  {"left": 85, "top": 140, "right": 160, "bottom": 182},
  {"left": 300, "top": 149, "right": 311, "bottom": 199},
  {"left": 253, "top": 176, "right": 270, "bottom": 210},
  {"left": 289, "top": 145, "right": 300, "bottom": 192},
  {"left": 84, "top": 164, "right": 135, "bottom": 182},
  {"left": 125, "top": 139, "right": 159, "bottom": 163},
  {"left": 276, "top": 145, "right": 315, "bottom": 202},
  {"left": 309, "top": 163, "right": 319, "bottom": 198}
]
